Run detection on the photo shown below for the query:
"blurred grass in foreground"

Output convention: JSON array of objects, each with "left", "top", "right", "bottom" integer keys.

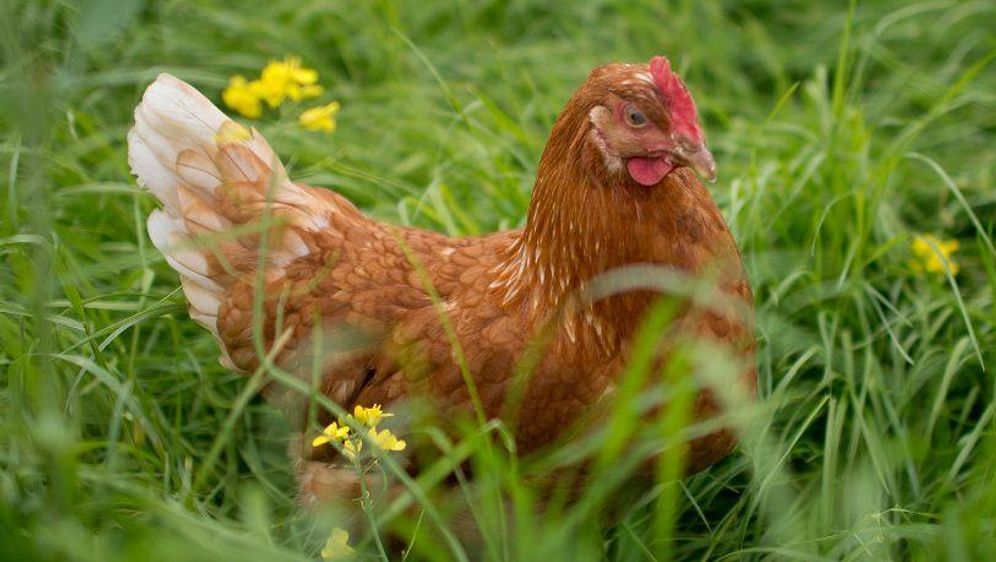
[{"left": 1, "top": 0, "right": 995, "bottom": 560}]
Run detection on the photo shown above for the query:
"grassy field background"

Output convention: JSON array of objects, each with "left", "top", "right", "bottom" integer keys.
[{"left": 2, "top": 0, "right": 995, "bottom": 560}]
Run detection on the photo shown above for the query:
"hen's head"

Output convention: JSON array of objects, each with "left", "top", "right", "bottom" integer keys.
[{"left": 582, "top": 56, "right": 715, "bottom": 186}]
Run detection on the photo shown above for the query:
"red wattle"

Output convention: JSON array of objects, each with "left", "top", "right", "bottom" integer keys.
[{"left": 626, "top": 157, "right": 674, "bottom": 186}]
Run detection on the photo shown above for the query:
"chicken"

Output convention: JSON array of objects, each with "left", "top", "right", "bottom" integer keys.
[{"left": 127, "top": 55, "right": 755, "bottom": 500}]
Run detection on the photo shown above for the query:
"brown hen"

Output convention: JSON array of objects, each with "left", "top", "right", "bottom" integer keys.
[{"left": 128, "top": 55, "right": 755, "bottom": 501}]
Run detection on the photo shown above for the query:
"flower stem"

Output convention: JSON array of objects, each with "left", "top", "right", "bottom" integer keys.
[{"left": 354, "top": 456, "right": 390, "bottom": 562}]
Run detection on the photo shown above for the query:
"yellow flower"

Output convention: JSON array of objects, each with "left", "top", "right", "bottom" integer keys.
[
  {"left": 320, "top": 528, "right": 354, "bottom": 560},
  {"left": 353, "top": 403, "right": 392, "bottom": 427},
  {"left": 222, "top": 57, "right": 324, "bottom": 120},
  {"left": 342, "top": 438, "right": 362, "bottom": 461},
  {"left": 222, "top": 75, "right": 263, "bottom": 119},
  {"left": 368, "top": 427, "right": 407, "bottom": 452},
  {"left": 911, "top": 234, "right": 959, "bottom": 275},
  {"left": 299, "top": 101, "right": 341, "bottom": 133},
  {"left": 257, "top": 56, "right": 322, "bottom": 108},
  {"left": 312, "top": 422, "right": 351, "bottom": 448}
]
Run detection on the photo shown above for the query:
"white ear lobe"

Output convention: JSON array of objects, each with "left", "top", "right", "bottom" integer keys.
[
  {"left": 587, "top": 106, "right": 623, "bottom": 173},
  {"left": 588, "top": 105, "right": 612, "bottom": 129}
]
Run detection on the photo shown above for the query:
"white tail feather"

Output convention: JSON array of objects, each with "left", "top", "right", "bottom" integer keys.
[
  {"left": 130, "top": 73, "right": 351, "bottom": 372},
  {"left": 128, "top": 74, "right": 291, "bottom": 355}
]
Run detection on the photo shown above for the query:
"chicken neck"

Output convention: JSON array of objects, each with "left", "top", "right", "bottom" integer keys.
[{"left": 492, "top": 102, "right": 725, "bottom": 352}]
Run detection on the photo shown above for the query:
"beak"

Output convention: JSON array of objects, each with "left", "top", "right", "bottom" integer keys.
[{"left": 677, "top": 144, "right": 717, "bottom": 183}]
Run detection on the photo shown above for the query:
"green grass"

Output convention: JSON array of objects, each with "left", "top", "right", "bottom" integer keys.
[{"left": 2, "top": 0, "right": 995, "bottom": 560}]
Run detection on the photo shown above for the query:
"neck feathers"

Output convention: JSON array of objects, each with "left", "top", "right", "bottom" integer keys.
[
  {"left": 486, "top": 62, "right": 747, "bottom": 364},
  {"left": 492, "top": 93, "right": 728, "bottom": 351}
]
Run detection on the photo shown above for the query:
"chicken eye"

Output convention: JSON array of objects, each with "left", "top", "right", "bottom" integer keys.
[{"left": 625, "top": 105, "right": 648, "bottom": 128}]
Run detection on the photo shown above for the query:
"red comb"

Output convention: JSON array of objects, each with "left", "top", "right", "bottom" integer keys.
[{"left": 649, "top": 56, "right": 703, "bottom": 143}]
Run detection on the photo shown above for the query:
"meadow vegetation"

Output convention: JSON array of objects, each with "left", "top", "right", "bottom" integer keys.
[{"left": 1, "top": 0, "right": 995, "bottom": 560}]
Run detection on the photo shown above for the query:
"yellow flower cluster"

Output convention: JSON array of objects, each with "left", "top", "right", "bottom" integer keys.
[
  {"left": 911, "top": 234, "right": 960, "bottom": 276},
  {"left": 221, "top": 56, "right": 339, "bottom": 133},
  {"left": 312, "top": 404, "right": 406, "bottom": 461}
]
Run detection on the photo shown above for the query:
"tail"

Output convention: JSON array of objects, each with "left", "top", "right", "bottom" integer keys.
[{"left": 128, "top": 74, "right": 333, "bottom": 369}]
